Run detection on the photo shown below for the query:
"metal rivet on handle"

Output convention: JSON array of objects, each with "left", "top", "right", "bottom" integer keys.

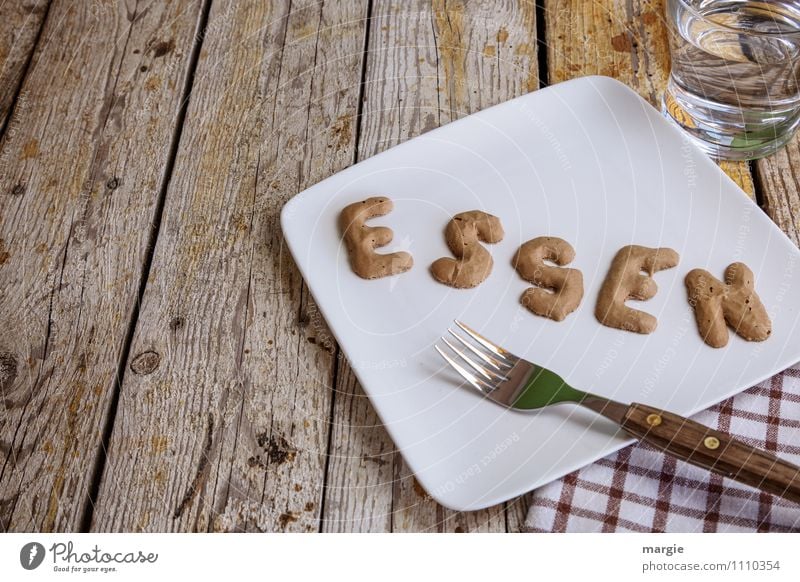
[
  {"left": 646, "top": 414, "right": 662, "bottom": 427},
  {"left": 704, "top": 436, "right": 720, "bottom": 450}
]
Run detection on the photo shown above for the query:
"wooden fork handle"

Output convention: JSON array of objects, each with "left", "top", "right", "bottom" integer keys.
[{"left": 622, "top": 403, "right": 800, "bottom": 504}]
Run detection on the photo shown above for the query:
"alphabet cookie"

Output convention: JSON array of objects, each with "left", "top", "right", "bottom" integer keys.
[
  {"left": 339, "top": 197, "right": 413, "bottom": 279},
  {"left": 430, "top": 210, "right": 504, "bottom": 288},
  {"left": 595, "top": 245, "right": 679, "bottom": 334},
  {"left": 685, "top": 263, "right": 771, "bottom": 348},
  {"left": 513, "top": 237, "right": 584, "bottom": 321}
]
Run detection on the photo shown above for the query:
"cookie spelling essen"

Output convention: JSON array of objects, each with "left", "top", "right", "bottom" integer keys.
[{"left": 338, "top": 199, "right": 773, "bottom": 348}]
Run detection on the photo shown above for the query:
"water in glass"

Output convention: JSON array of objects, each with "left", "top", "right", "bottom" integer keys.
[{"left": 664, "top": 0, "right": 800, "bottom": 159}]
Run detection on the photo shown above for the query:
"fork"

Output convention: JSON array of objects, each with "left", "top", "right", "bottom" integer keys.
[{"left": 435, "top": 320, "right": 800, "bottom": 503}]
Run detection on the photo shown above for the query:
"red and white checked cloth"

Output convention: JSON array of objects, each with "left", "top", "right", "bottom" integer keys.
[{"left": 524, "top": 364, "right": 800, "bottom": 532}]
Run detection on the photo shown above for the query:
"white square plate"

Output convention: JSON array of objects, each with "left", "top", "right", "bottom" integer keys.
[{"left": 281, "top": 76, "right": 800, "bottom": 511}]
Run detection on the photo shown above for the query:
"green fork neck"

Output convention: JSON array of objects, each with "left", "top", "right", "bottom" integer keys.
[{"left": 511, "top": 366, "right": 627, "bottom": 425}]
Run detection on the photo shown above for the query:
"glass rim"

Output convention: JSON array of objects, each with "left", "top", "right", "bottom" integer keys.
[{"left": 674, "top": 0, "right": 800, "bottom": 37}]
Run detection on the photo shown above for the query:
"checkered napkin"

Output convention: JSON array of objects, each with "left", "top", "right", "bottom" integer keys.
[{"left": 524, "top": 364, "right": 800, "bottom": 532}]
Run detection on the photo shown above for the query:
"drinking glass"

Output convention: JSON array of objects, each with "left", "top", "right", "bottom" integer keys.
[{"left": 663, "top": 0, "right": 800, "bottom": 160}]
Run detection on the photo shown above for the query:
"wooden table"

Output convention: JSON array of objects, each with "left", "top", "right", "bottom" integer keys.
[{"left": 1, "top": 0, "right": 798, "bottom": 533}]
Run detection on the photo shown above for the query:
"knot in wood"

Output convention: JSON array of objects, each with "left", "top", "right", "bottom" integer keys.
[
  {"left": 0, "top": 352, "right": 18, "bottom": 388},
  {"left": 130, "top": 350, "right": 161, "bottom": 375}
]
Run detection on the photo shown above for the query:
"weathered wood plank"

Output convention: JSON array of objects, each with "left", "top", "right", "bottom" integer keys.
[
  {"left": 0, "top": 0, "right": 49, "bottom": 132},
  {"left": 718, "top": 160, "right": 755, "bottom": 197},
  {"left": 321, "top": 0, "right": 539, "bottom": 533},
  {"left": 0, "top": 0, "right": 204, "bottom": 531},
  {"left": 322, "top": 365, "right": 394, "bottom": 532},
  {"left": 544, "top": 0, "right": 755, "bottom": 197},
  {"left": 91, "top": 0, "right": 370, "bottom": 532},
  {"left": 757, "top": 140, "right": 800, "bottom": 247},
  {"left": 504, "top": 491, "right": 534, "bottom": 532}
]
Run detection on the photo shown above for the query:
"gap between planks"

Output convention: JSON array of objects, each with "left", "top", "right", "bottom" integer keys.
[
  {"left": 0, "top": 0, "right": 51, "bottom": 139},
  {"left": 316, "top": 0, "right": 375, "bottom": 532}
]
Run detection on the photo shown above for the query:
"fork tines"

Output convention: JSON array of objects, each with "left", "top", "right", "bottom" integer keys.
[{"left": 435, "top": 320, "right": 518, "bottom": 394}]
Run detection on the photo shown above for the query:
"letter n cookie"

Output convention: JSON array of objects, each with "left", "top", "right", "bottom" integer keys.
[{"left": 685, "top": 263, "right": 771, "bottom": 348}]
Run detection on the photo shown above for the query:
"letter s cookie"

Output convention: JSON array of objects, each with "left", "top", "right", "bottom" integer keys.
[
  {"left": 430, "top": 210, "right": 504, "bottom": 288},
  {"left": 339, "top": 197, "right": 413, "bottom": 279},
  {"left": 513, "top": 237, "right": 584, "bottom": 321}
]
